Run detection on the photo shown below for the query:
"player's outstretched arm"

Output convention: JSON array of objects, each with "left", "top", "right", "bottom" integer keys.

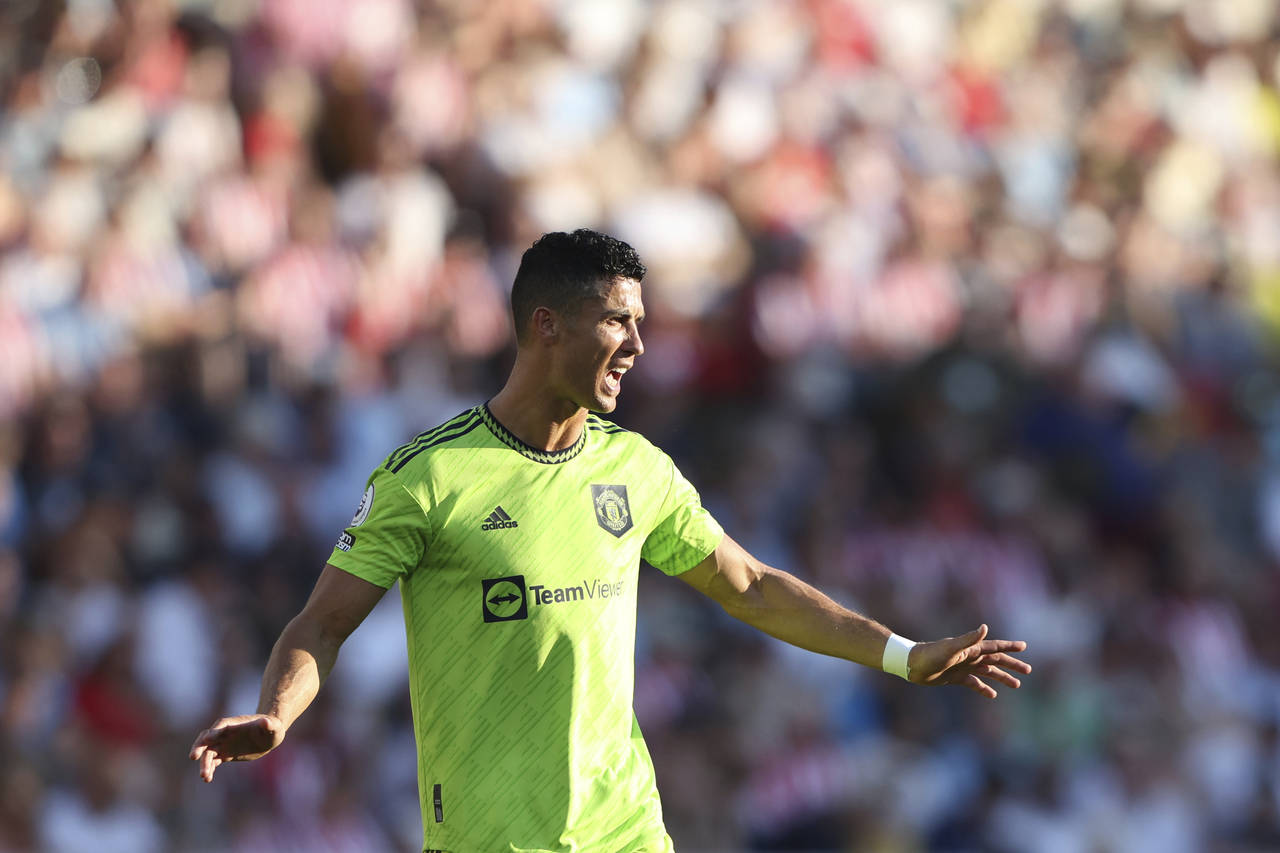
[
  {"left": 678, "top": 535, "right": 1029, "bottom": 698},
  {"left": 189, "top": 564, "right": 386, "bottom": 781}
]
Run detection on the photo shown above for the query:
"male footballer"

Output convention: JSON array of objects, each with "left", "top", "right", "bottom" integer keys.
[{"left": 190, "top": 229, "right": 1030, "bottom": 852}]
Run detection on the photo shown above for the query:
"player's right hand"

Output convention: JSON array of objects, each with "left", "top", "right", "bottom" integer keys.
[{"left": 189, "top": 714, "right": 285, "bottom": 782}]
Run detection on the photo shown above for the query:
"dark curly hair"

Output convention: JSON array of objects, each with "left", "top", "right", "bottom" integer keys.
[{"left": 510, "top": 230, "right": 646, "bottom": 342}]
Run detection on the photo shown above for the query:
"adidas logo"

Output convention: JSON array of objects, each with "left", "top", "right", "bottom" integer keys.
[{"left": 480, "top": 506, "right": 519, "bottom": 531}]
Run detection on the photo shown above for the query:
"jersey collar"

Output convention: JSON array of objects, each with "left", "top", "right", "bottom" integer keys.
[{"left": 479, "top": 403, "right": 588, "bottom": 464}]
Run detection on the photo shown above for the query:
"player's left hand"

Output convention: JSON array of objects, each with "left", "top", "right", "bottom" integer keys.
[{"left": 906, "top": 625, "right": 1030, "bottom": 698}]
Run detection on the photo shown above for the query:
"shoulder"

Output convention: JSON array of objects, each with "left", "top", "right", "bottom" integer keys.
[
  {"left": 381, "top": 406, "right": 487, "bottom": 477},
  {"left": 586, "top": 413, "right": 646, "bottom": 449},
  {"left": 585, "top": 412, "right": 630, "bottom": 437},
  {"left": 586, "top": 414, "right": 672, "bottom": 465}
]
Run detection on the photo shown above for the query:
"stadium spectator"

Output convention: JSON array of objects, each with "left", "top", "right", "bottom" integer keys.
[{"left": 3, "top": 1, "right": 1280, "bottom": 849}]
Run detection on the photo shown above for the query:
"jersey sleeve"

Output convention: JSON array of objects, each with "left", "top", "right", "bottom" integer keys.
[
  {"left": 641, "top": 454, "right": 723, "bottom": 576},
  {"left": 326, "top": 466, "right": 429, "bottom": 588}
]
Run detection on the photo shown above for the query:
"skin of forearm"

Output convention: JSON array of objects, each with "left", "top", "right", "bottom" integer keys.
[
  {"left": 717, "top": 561, "right": 892, "bottom": 670},
  {"left": 254, "top": 615, "right": 343, "bottom": 731}
]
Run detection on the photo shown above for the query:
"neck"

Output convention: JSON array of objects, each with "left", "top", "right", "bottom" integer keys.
[{"left": 488, "top": 361, "right": 588, "bottom": 452}]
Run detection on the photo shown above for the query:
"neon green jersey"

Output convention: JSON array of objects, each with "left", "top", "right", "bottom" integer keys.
[{"left": 326, "top": 404, "right": 723, "bottom": 853}]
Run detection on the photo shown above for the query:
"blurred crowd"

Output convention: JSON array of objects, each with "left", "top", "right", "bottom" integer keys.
[{"left": 3, "top": 0, "right": 1280, "bottom": 850}]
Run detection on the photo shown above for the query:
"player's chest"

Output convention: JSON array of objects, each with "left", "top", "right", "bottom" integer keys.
[{"left": 426, "top": 464, "right": 656, "bottom": 571}]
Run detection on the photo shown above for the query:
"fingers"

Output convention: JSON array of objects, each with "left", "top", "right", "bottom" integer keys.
[
  {"left": 979, "top": 639, "right": 1028, "bottom": 655},
  {"left": 913, "top": 629, "right": 1029, "bottom": 698},
  {"left": 948, "top": 660, "right": 1023, "bottom": 689},
  {"left": 189, "top": 715, "right": 284, "bottom": 782},
  {"left": 189, "top": 727, "right": 219, "bottom": 761},
  {"left": 976, "top": 651, "right": 1032, "bottom": 675},
  {"left": 942, "top": 658, "right": 1026, "bottom": 695},
  {"left": 937, "top": 626, "right": 992, "bottom": 668},
  {"left": 961, "top": 673, "right": 997, "bottom": 699},
  {"left": 956, "top": 627, "right": 1029, "bottom": 667},
  {"left": 189, "top": 720, "right": 238, "bottom": 782},
  {"left": 953, "top": 625, "right": 988, "bottom": 655},
  {"left": 191, "top": 728, "right": 220, "bottom": 782},
  {"left": 189, "top": 726, "right": 226, "bottom": 761},
  {"left": 200, "top": 749, "right": 221, "bottom": 783},
  {"left": 975, "top": 663, "right": 1022, "bottom": 689}
]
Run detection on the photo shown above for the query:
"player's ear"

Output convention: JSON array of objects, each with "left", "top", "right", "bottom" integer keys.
[{"left": 532, "top": 306, "right": 558, "bottom": 342}]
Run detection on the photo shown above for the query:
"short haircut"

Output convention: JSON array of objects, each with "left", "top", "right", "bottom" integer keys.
[{"left": 510, "top": 230, "right": 646, "bottom": 342}]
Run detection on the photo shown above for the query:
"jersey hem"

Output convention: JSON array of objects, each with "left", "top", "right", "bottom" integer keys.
[{"left": 325, "top": 555, "right": 397, "bottom": 590}]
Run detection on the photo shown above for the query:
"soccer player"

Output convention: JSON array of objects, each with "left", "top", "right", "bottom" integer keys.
[{"left": 190, "top": 230, "right": 1030, "bottom": 852}]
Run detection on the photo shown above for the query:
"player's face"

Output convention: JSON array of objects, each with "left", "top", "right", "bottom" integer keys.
[{"left": 555, "top": 278, "right": 645, "bottom": 413}]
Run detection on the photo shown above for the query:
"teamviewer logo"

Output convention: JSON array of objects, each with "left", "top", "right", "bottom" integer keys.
[{"left": 481, "top": 575, "right": 528, "bottom": 623}]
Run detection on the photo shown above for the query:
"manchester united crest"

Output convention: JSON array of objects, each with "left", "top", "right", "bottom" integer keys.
[{"left": 590, "top": 484, "right": 632, "bottom": 537}]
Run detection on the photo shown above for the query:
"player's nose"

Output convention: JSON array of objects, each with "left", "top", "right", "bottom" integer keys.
[{"left": 625, "top": 321, "right": 644, "bottom": 356}]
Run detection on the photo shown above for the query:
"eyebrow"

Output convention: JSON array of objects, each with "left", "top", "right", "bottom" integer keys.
[{"left": 603, "top": 309, "right": 645, "bottom": 323}]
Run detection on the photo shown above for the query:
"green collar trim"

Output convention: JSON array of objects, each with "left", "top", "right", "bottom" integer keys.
[{"left": 480, "top": 404, "right": 587, "bottom": 464}]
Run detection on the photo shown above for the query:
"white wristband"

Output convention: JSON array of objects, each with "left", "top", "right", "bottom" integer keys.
[{"left": 882, "top": 633, "right": 916, "bottom": 681}]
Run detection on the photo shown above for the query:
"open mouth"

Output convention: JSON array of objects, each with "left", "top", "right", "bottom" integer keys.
[{"left": 604, "top": 367, "right": 627, "bottom": 394}]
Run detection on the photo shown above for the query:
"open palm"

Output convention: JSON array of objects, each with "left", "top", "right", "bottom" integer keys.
[{"left": 907, "top": 625, "right": 1031, "bottom": 698}]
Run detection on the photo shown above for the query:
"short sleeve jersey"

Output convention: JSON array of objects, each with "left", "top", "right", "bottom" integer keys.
[{"left": 327, "top": 404, "right": 723, "bottom": 853}]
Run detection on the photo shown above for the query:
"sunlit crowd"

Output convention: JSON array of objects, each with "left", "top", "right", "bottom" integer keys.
[{"left": 3, "top": 1, "right": 1280, "bottom": 850}]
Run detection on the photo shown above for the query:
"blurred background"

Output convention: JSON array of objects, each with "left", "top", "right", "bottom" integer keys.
[{"left": 3, "top": 0, "right": 1280, "bottom": 850}]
